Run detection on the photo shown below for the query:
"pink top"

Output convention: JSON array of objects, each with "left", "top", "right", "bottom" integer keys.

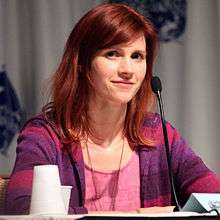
[{"left": 85, "top": 151, "right": 141, "bottom": 211}]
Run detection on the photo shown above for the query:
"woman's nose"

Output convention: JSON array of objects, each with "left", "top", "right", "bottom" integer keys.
[{"left": 118, "top": 58, "right": 133, "bottom": 80}]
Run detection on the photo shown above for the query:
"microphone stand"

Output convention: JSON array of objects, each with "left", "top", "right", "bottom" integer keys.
[{"left": 151, "top": 76, "right": 181, "bottom": 211}]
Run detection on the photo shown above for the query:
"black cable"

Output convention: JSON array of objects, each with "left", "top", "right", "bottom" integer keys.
[{"left": 209, "top": 208, "right": 220, "bottom": 215}]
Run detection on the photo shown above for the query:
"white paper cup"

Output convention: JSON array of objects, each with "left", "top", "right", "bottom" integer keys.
[
  {"left": 31, "top": 165, "right": 61, "bottom": 187},
  {"left": 61, "top": 185, "right": 72, "bottom": 212},
  {"left": 30, "top": 165, "right": 66, "bottom": 215}
]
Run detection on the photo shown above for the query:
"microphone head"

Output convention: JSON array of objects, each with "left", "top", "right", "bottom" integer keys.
[{"left": 151, "top": 76, "right": 162, "bottom": 94}]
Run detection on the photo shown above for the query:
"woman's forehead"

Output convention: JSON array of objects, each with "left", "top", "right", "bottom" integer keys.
[{"left": 102, "top": 33, "right": 146, "bottom": 49}]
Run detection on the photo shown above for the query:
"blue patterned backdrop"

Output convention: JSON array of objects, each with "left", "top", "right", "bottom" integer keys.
[
  {"left": 109, "top": 0, "right": 187, "bottom": 42},
  {"left": 0, "top": 67, "right": 24, "bottom": 155}
]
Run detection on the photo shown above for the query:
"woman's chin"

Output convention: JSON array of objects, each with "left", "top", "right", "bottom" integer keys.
[{"left": 109, "top": 96, "right": 134, "bottom": 105}]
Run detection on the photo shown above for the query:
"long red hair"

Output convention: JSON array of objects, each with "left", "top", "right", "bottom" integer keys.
[{"left": 43, "top": 3, "right": 158, "bottom": 146}]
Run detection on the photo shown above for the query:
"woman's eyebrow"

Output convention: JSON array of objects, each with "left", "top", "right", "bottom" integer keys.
[
  {"left": 99, "top": 47, "right": 147, "bottom": 57},
  {"left": 133, "top": 50, "right": 147, "bottom": 54}
]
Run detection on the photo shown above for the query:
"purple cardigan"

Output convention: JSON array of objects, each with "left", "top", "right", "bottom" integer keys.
[{"left": 5, "top": 113, "right": 220, "bottom": 214}]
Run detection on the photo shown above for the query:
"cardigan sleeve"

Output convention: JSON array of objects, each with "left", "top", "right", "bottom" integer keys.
[
  {"left": 5, "top": 118, "right": 58, "bottom": 215},
  {"left": 167, "top": 122, "right": 220, "bottom": 205}
]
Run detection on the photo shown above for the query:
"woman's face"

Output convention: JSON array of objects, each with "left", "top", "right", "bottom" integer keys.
[{"left": 89, "top": 35, "right": 147, "bottom": 105}]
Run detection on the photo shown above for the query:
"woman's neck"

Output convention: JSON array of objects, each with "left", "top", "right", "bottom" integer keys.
[{"left": 88, "top": 100, "right": 127, "bottom": 148}]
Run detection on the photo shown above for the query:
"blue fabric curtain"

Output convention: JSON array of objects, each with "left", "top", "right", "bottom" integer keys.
[
  {"left": 0, "top": 67, "right": 24, "bottom": 154},
  {"left": 109, "top": 0, "right": 187, "bottom": 42}
]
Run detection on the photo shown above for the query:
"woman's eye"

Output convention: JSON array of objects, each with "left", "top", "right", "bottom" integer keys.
[
  {"left": 131, "top": 52, "right": 145, "bottom": 60},
  {"left": 105, "top": 50, "right": 119, "bottom": 58}
]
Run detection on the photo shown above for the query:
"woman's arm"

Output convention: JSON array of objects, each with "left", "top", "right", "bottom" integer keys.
[
  {"left": 168, "top": 122, "right": 220, "bottom": 205},
  {"left": 5, "top": 118, "right": 58, "bottom": 215}
]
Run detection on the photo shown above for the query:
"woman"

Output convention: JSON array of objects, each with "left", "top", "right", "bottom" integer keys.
[{"left": 5, "top": 3, "right": 220, "bottom": 215}]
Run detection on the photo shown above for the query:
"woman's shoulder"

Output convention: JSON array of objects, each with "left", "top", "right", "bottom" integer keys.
[
  {"left": 142, "top": 112, "right": 180, "bottom": 146},
  {"left": 142, "top": 112, "right": 161, "bottom": 129},
  {"left": 20, "top": 111, "right": 56, "bottom": 132},
  {"left": 18, "top": 112, "right": 61, "bottom": 144},
  {"left": 21, "top": 113, "right": 47, "bottom": 127}
]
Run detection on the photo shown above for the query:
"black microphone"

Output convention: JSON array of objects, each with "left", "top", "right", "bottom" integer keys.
[{"left": 151, "top": 76, "right": 181, "bottom": 211}]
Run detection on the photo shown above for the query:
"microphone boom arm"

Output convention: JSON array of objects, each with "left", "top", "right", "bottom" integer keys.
[{"left": 151, "top": 76, "right": 181, "bottom": 211}]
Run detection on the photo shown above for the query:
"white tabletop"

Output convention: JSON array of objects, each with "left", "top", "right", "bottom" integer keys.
[{"left": 0, "top": 212, "right": 217, "bottom": 220}]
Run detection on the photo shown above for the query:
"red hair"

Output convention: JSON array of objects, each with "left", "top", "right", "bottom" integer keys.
[{"left": 43, "top": 3, "right": 158, "bottom": 146}]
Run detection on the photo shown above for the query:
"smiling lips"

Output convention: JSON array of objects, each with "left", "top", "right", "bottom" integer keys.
[{"left": 111, "top": 80, "right": 134, "bottom": 88}]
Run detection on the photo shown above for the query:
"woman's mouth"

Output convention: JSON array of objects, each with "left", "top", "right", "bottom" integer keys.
[{"left": 111, "top": 80, "right": 134, "bottom": 88}]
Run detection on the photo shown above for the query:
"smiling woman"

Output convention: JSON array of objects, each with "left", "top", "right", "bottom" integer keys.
[
  {"left": 5, "top": 3, "right": 220, "bottom": 215},
  {"left": 41, "top": 3, "right": 158, "bottom": 148}
]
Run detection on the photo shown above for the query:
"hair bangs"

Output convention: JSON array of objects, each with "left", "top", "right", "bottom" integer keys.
[{"left": 99, "top": 13, "right": 147, "bottom": 49}]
